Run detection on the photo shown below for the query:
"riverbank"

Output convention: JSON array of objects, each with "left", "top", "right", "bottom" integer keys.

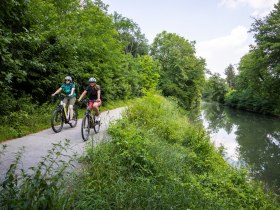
[{"left": 224, "top": 91, "right": 280, "bottom": 118}]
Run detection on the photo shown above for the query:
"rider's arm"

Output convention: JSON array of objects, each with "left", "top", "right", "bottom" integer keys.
[
  {"left": 97, "top": 89, "right": 101, "bottom": 102},
  {"left": 69, "top": 87, "right": 75, "bottom": 96},
  {"left": 78, "top": 90, "right": 87, "bottom": 102},
  {"left": 52, "top": 88, "right": 62, "bottom": 96}
]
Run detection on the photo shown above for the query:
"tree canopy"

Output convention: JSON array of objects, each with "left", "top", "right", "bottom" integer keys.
[
  {"left": 151, "top": 31, "right": 206, "bottom": 109},
  {"left": 0, "top": 0, "right": 210, "bottom": 120},
  {"left": 0, "top": 0, "right": 160, "bottom": 115}
]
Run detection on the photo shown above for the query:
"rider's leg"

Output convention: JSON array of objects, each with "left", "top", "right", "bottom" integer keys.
[
  {"left": 69, "top": 105, "right": 73, "bottom": 119},
  {"left": 62, "top": 98, "right": 68, "bottom": 115},
  {"left": 92, "top": 101, "right": 101, "bottom": 121},
  {"left": 92, "top": 103, "right": 100, "bottom": 116}
]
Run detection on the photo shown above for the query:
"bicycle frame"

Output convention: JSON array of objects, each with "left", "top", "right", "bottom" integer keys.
[
  {"left": 81, "top": 99, "right": 100, "bottom": 141},
  {"left": 57, "top": 98, "right": 70, "bottom": 123},
  {"left": 85, "top": 101, "right": 94, "bottom": 124},
  {"left": 51, "top": 94, "right": 78, "bottom": 133}
]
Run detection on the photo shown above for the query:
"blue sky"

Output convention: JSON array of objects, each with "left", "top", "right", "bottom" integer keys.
[{"left": 102, "top": 0, "right": 278, "bottom": 76}]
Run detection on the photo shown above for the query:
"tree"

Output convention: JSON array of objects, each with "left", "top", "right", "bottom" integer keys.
[
  {"left": 0, "top": 0, "right": 30, "bottom": 92},
  {"left": 150, "top": 31, "right": 206, "bottom": 109},
  {"left": 225, "top": 2, "right": 280, "bottom": 115},
  {"left": 112, "top": 12, "right": 149, "bottom": 57},
  {"left": 136, "top": 55, "right": 160, "bottom": 94},
  {"left": 224, "top": 64, "right": 236, "bottom": 88},
  {"left": 250, "top": 2, "right": 280, "bottom": 71},
  {"left": 249, "top": 2, "right": 280, "bottom": 110},
  {"left": 204, "top": 73, "right": 228, "bottom": 103}
]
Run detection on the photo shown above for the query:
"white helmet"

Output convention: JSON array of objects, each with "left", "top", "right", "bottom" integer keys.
[
  {"left": 89, "top": 77, "right": 96, "bottom": 83},
  {"left": 65, "top": 76, "right": 72, "bottom": 82}
]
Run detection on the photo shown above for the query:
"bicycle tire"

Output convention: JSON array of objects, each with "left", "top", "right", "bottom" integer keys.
[
  {"left": 93, "top": 117, "right": 101, "bottom": 134},
  {"left": 70, "top": 106, "right": 78, "bottom": 128},
  {"left": 51, "top": 109, "right": 64, "bottom": 133},
  {"left": 81, "top": 115, "right": 90, "bottom": 141}
]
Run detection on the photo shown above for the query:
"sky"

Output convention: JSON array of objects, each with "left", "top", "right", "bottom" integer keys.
[{"left": 101, "top": 0, "right": 278, "bottom": 77}]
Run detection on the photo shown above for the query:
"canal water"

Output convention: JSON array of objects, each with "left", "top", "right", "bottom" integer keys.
[{"left": 200, "top": 102, "right": 280, "bottom": 195}]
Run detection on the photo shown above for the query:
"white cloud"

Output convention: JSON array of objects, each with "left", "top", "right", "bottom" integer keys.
[
  {"left": 219, "top": 0, "right": 278, "bottom": 9},
  {"left": 251, "top": 9, "right": 273, "bottom": 18},
  {"left": 219, "top": 0, "right": 278, "bottom": 18},
  {"left": 196, "top": 26, "right": 252, "bottom": 76}
]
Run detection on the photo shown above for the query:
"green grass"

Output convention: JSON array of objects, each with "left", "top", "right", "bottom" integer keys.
[
  {"left": 0, "top": 103, "right": 53, "bottom": 142},
  {"left": 69, "top": 95, "right": 279, "bottom": 209}
]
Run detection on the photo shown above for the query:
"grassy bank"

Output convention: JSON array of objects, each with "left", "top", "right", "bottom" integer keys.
[
  {"left": 0, "top": 100, "right": 53, "bottom": 142},
  {"left": 70, "top": 95, "right": 279, "bottom": 209}
]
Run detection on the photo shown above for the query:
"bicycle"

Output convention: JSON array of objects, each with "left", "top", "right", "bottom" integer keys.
[
  {"left": 81, "top": 99, "right": 101, "bottom": 141},
  {"left": 51, "top": 94, "right": 78, "bottom": 133}
]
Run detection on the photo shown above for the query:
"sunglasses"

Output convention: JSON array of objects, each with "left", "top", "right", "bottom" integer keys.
[
  {"left": 89, "top": 82, "right": 96, "bottom": 83},
  {"left": 65, "top": 80, "right": 71, "bottom": 82}
]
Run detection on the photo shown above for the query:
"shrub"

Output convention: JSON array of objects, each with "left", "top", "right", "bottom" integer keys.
[
  {"left": 225, "top": 90, "right": 276, "bottom": 115},
  {"left": 0, "top": 96, "right": 54, "bottom": 142}
]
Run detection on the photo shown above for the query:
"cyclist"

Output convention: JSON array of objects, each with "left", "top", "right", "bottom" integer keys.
[
  {"left": 78, "top": 77, "right": 101, "bottom": 121},
  {"left": 51, "top": 76, "right": 76, "bottom": 124}
]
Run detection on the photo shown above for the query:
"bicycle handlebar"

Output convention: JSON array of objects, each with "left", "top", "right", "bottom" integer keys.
[
  {"left": 51, "top": 94, "right": 75, "bottom": 105},
  {"left": 52, "top": 94, "right": 73, "bottom": 99},
  {"left": 78, "top": 99, "right": 98, "bottom": 104}
]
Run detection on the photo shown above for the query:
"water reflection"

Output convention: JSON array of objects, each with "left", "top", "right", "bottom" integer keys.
[{"left": 200, "top": 102, "right": 280, "bottom": 194}]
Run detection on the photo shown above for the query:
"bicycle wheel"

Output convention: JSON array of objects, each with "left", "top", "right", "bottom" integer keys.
[
  {"left": 81, "top": 115, "right": 90, "bottom": 141},
  {"left": 93, "top": 117, "right": 101, "bottom": 133},
  {"left": 70, "top": 106, "right": 78, "bottom": 128},
  {"left": 51, "top": 109, "right": 64, "bottom": 133}
]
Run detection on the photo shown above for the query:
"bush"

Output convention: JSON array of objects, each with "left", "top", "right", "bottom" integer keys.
[
  {"left": 0, "top": 91, "right": 17, "bottom": 116},
  {"left": 225, "top": 90, "right": 275, "bottom": 114},
  {"left": 0, "top": 96, "right": 54, "bottom": 142}
]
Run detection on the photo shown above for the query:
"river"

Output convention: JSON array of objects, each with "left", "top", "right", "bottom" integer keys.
[{"left": 200, "top": 102, "right": 280, "bottom": 195}]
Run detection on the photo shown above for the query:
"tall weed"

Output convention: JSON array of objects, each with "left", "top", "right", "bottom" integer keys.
[{"left": 0, "top": 140, "right": 76, "bottom": 209}]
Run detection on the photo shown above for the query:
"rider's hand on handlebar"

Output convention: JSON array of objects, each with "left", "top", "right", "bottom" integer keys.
[{"left": 96, "top": 99, "right": 101, "bottom": 102}]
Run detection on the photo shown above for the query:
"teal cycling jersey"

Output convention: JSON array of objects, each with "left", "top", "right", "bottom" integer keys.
[{"left": 61, "top": 83, "right": 76, "bottom": 97}]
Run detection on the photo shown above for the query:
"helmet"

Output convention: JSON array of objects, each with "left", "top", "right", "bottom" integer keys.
[
  {"left": 65, "top": 76, "right": 72, "bottom": 82},
  {"left": 89, "top": 77, "right": 96, "bottom": 83}
]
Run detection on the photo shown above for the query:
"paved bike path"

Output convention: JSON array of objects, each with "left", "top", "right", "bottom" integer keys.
[{"left": 0, "top": 107, "right": 125, "bottom": 181}]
